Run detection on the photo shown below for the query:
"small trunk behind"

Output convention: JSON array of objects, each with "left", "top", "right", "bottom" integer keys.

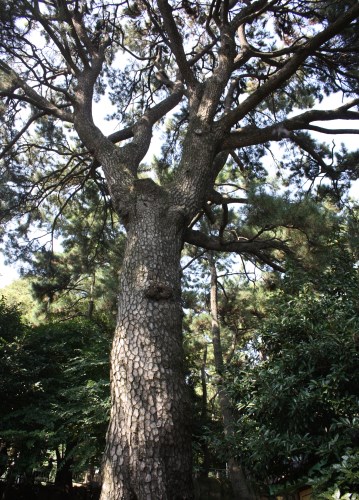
[
  {"left": 55, "top": 444, "right": 74, "bottom": 494},
  {"left": 209, "top": 254, "right": 257, "bottom": 500},
  {"left": 199, "top": 345, "right": 211, "bottom": 478}
]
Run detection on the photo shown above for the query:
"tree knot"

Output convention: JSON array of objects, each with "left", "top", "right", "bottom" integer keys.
[{"left": 144, "top": 281, "right": 173, "bottom": 300}]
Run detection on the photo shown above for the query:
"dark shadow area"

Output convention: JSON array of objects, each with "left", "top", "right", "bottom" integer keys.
[{"left": 0, "top": 482, "right": 101, "bottom": 500}]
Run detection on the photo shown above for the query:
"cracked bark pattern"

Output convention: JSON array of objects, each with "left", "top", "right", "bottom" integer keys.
[{"left": 100, "top": 180, "right": 193, "bottom": 500}]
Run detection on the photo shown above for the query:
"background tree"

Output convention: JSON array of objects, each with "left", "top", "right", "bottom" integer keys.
[
  {"left": 1, "top": 1, "right": 359, "bottom": 498},
  {"left": 0, "top": 310, "right": 111, "bottom": 492},
  {"left": 228, "top": 234, "right": 359, "bottom": 498},
  {"left": 1, "top": 277, "right": 45, "bottom": 324}
]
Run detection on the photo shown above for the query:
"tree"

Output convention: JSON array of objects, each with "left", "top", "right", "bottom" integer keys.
[
  {"left": 1, "top": 1, "right": 359, "bottom": 498},
  {"left": 0, "top": 297, "right": 27, "bottom": 444},
  {"left": 27, "top": 181, "right": 125, "bottom": 323},
  {"left": 1, "top": 277, "right": 45, "bottom": 324},
  {"left": 207, "top": 253, "right": 254, "bottom": 499},
  {"left": 228, "top": 243, "right": 359, "bottom": 498},
  {"left": 0, "top": 312, "right": 111, "bottom": 491},
  {"left": 182, "top": 245, "right": 264, "bottom": 496},
  {"left": 2, "top": 178, "right": 125, "bottom": 324}
]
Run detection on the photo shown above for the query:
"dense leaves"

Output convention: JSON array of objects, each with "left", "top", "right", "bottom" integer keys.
[
  {"left": 0, "top": 306, "right": 110, "bottom": 483},
  {"left": 229, "top": 246, "right": 359, "bottom": 497}
]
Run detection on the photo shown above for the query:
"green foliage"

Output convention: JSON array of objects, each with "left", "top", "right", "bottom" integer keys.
[
  {"left": 0, "top": 297, "right": 28, "bottom": 424},
  {"left": 4, "top": 180, "right": 126, "bottom": 325},
  {"left": 228, "top": 246, "right": 359, "bottom": 496},
  {"left": 311, "top": 448, "right": 359, "bottom": 499},
  {"left": 1, "top": 277, "right": 45, "bottom": 324},
  {"left": 241, "top": 189, "right": 341, "bottom": 265},
  {"left": 0, "top": 0, "right": 358, "bottom": 493},
  {"left": 0, "top": 305, "right": 111, "bottom": 480},
  {"left": 182, "top": 251, "right": 263, "bottom": 475},
  {"left": 0, "top": 295, "right": 24, "bottom": 342}
]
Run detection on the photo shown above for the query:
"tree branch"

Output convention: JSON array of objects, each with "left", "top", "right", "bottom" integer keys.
[
  {"left": 107, "top": 84, "right": 184, "bottom": 144},
  {"left": 157, "top": 0, "right": 197, "bottom": 87},
  {"left": 24, "top": 0, "right": 80, "bottom": 74},
  {"left": 230, "top": 0, "right": 273, "bottom": 32},
  {"left": 219, "top": 3, "right": 359, "bottom": 131},
  {"left": 290, "top": 134, "right": 329, "bottom": 173},
  {"left": 0, "top": 62, "right": 73, "bottom": 122},
  {"left": 208, "top": 190, "right": 248, "bottom": 205},
  {"left": 234, "top": 20, "right": 306, "bottom": 66},
  {"left": 0, "top": 111, "right": 47, "bottom": 160},
  {"left": 184, "top": 228, "right": 287, "bottom": 272},
  {"left": 221, "top": 99, "right": 359, "bottom": 150}
]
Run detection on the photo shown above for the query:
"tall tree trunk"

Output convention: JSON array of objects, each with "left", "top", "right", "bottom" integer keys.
[
  {"left": 87, "top": 274, "right": 96, "bottom": 319},
  {"left": 100, "top": 180, "right": 193, "bottom": 500},
  {"left": 199, "top": 344, "right": 211, "bottom": 478},
  {"left": 209, "top": 254, "right": 256, "bottom": 500}
]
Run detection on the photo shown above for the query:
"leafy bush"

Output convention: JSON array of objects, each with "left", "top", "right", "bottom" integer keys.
[{"left": 228, "top": 250, "right": 359, "bottom": 497}]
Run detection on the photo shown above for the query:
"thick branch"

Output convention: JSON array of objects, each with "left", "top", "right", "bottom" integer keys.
[
  {"left": 221, "top": 100, "right": 359, "bottom": 149},
  {"left": 107, "top": 85, "right": 184, "bottom": 144},
  {"left": 0, "top": 62, "right": 73, "bottom": 122},
  {"left": 184, "top": 228, "right": 287, "bottom": 272},
  {"left": 197, "top": 24, "right": 236, "bottom": 122}
]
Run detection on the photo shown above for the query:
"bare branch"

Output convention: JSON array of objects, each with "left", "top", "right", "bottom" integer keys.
[
  {"left": 23, "top": 0, "right": 80, "bottom": 74},
  {"left": 107, "top": 81, "right": 184, "bottom": 145},
  {"left": 235, "top": 21, "right": 306, "bottom": 67},
  {"left": 0, "top": 111, "right": 46, "bottom": 160},
  {"left": 230, "top": 0, "right": 273, "bottom": 31},
  {"left": 208, "top": 190, "right": 248, "bottom": 205},
  {"left": 291, "top": 134, "right": 331, "bottom": 174},
  {"left": 307, "top": 126, "right": 359, "bottom": 135}
]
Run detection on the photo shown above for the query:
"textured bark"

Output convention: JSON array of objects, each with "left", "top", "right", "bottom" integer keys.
[
  {"left": 209, "top": 255, "right": 256, "bottom": 500},
  {"left": 100, "top": 179, "right": 193, "bottom": 500}
]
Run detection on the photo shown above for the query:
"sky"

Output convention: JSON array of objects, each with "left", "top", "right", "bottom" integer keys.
[{"left": 0, "top": 261, "right": 19, "bottom": 288}]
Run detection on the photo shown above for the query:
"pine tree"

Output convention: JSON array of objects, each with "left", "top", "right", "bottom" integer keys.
[{"left": 1, "top": 1, "right": 359, "bottom": 497}]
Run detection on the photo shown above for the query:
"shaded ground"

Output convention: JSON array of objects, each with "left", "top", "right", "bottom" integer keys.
[
  {"left": 0, "top": 477, "right": 233, "bottom": 499},
  {"left": 0, "top": 483, "right": 100, "bottom": 500}
]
